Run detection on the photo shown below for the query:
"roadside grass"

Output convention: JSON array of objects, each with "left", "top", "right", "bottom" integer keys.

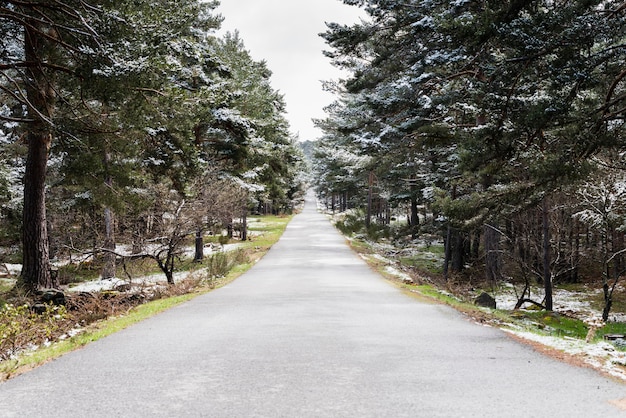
[
  {"left": 0, "top": 213, "right": 293, "bottom": 381},
  {"left": 512, "top": 311, "right": 589, "bottom": 339},
  {"left": 398, "top": 250, "right": 444, "bottom": 275},
  {"left": 346, "top": 238, "right": 373, "bottom": 255},
  {"left": 402, "top": 281, "right": 615, "bottom": 343},
  {"left": 599, "top": 322, "right": 626, "bottom": 340},
  {"left": 242, "top": 215, "right": 293, "bottom": 258}
]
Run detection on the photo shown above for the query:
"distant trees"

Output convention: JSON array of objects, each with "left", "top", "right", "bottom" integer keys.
[
  {"left": 315, "top": 0, "right": 626, "bottom": 312},
  {"left": 0, "top": 1, "right": 304, "bottom": 290}
]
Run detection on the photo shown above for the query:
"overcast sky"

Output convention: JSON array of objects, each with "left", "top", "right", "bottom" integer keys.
[{"left": 216, "top": 0, "right": 365, "bottom": 141}]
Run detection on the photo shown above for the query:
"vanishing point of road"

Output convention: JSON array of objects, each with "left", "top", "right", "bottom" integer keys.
[{"left": 0, "top": 193, "right": 625, "bottom": 417}]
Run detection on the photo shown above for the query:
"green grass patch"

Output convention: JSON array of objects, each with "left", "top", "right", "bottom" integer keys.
[
  {"left": 347, "top": 239, "right": 373, "bottom": 254},
  {"left": 597, "top": 322, "right": 626, "bottom": 341},
  {"left": 398, "top": 244, "right": 445, "bottom": 275},
  {"left": 402, "top": 283, "right": 598, "bottom": 343},
  {"left": 412, "top": 284, "right": 460, "bottom": 305},
  {"left": 399, "top": 255, "right": 443, "bottom": 274},
  {"left": 512, "top": 311, "right": 589, "bottom": 339},
  {"left": 243, "top": 215, "right": 292, "bottom": 251},
  {"left": 588, "top": 289, "right": 626, "bottom": 316}
]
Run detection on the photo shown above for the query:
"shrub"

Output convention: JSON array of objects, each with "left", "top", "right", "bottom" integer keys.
[
  {"left": 205, "top": 249, "right": 248, "bottom": 280},
  {"left": 334, "top": 211, "right": 366, "bottom": 236},
  {"left": 0, "top": 304, "right": 68, "bottom": 361}
]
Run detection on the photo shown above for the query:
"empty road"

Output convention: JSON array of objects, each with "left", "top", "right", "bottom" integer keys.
[{"left": 0, "top": 193, "right": 625, "bottom": 417}]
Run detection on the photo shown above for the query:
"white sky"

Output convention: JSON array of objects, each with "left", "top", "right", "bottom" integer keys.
[{"left": 216, "top": 0, "right": 365, "bottom": 141}]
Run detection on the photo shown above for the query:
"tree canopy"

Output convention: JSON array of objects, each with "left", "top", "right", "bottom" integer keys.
[
  {"left": 0, "top": 0, "right": 304, "bottom": 291},
  {"left": 315, "top": 0, "right": 626, "bottom": 315}
]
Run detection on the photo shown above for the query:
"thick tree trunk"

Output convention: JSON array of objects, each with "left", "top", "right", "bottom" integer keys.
[
  {"left": 602, "top": 282, "right": 612, "bottom": 322},
  {"left": 471, "top": 229, "right": 481, "bottom": 260},
  {"left": 21, "top": 131, "right": 54, "bottom": 290},
  {"left": 19, "top": 21, "right": 57, "bottom": 291},
  {"left": 451, "top": 229, "right": 464, "bottom": 272},
  {"left": 443, "top": 228, "right": 465, "bottom": 277}
]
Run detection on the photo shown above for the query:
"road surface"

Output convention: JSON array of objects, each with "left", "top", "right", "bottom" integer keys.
[{"left": 0, "top": 193, "right": 625, "bottom": 417}]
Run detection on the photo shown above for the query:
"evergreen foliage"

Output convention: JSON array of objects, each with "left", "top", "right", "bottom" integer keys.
[
  {"left": 0, "top": 0, "right": 304, "bottom": 289},
  {"left": 316, "top": 0, "right": 626, "bottom": 314}
]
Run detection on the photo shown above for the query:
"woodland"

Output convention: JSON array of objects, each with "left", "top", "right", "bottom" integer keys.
[
  {"left": 4, "top": 0, "right": 626, "bottom": 368},
  {"left": 312, "top": 0, "right": 626, "bottom": 321},
  {"left": 0, "top": 0, "right": 305, "bottom": 294}
]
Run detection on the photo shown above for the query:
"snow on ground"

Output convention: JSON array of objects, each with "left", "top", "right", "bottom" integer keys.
[
  {"left": 0, "top": 263, "right": 22, "bottom": 277},
  {"left": 66, "top": 243, "right": 241, "bottom": 293},
  {"left": 0, "top": 242, "right": 242, "bottom": 292},
  {"left": 66, "top": 268, "right": 205, "bottom": 293},
  {"left": 506, "top": 329, "right": 626, "bottom": 381},
  {"left": 384, "top": 265, "right": 413, "bottom": 283},
  {"left": 494, "top": 283, "right": 626, "bottom": 322}
]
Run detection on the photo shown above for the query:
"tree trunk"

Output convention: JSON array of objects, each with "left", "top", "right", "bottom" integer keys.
[
  {"left": 471, "top": 229, "right": 481, "bottom": 260},
  {"left": 572, "top": 218, "right": 580, "bottom": 283},
  {"left": 21, "top": 131, "right": 54, "bottom": 290},
  {"left": 602, "top": 281, "right": 612, "bottom": 322},
  {"left": 613, "top": 231, "right": 624, "bottom": 279},
  {"left": 443, "top": 225, "right": 452, "bottom": 281},
  {"left": 451, "top": 229, "right": 464, "bottom": 272},
  {"left": 241, "top": 209, "right": 248, "bottom": 241},
  {"left": 19, "top": 21, "right": 57, "bottom": 291},
  {"left": 194, "top": 228, "right": 204, "bottom": 262},
  {"left": 102, "top": 207, "right": 116, "bottom": 279},
  {"left": 542, "top": 199, "right": 553, "bottom": 311},
  {"left": 410, "top": 195, "right": 419, "bottom": 238},
  {"left": 366, "top": 172, "right": 373, "bottom": 229},
  {"left": 485, "top": 224, "right": 501, "bottom": 284}
]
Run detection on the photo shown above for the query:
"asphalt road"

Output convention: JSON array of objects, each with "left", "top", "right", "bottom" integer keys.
[{"left": 1, "top": 193, "right": 625, "bottom": 417}]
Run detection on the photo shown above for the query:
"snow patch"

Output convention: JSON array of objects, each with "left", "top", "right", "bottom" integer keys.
[{"left": 506, "top": 329, "right": 626, "bottom": 381}]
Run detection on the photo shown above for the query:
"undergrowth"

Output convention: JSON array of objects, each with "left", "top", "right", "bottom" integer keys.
[{"left": 0, "top": 304, "right": 67, "bottom": 362}]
